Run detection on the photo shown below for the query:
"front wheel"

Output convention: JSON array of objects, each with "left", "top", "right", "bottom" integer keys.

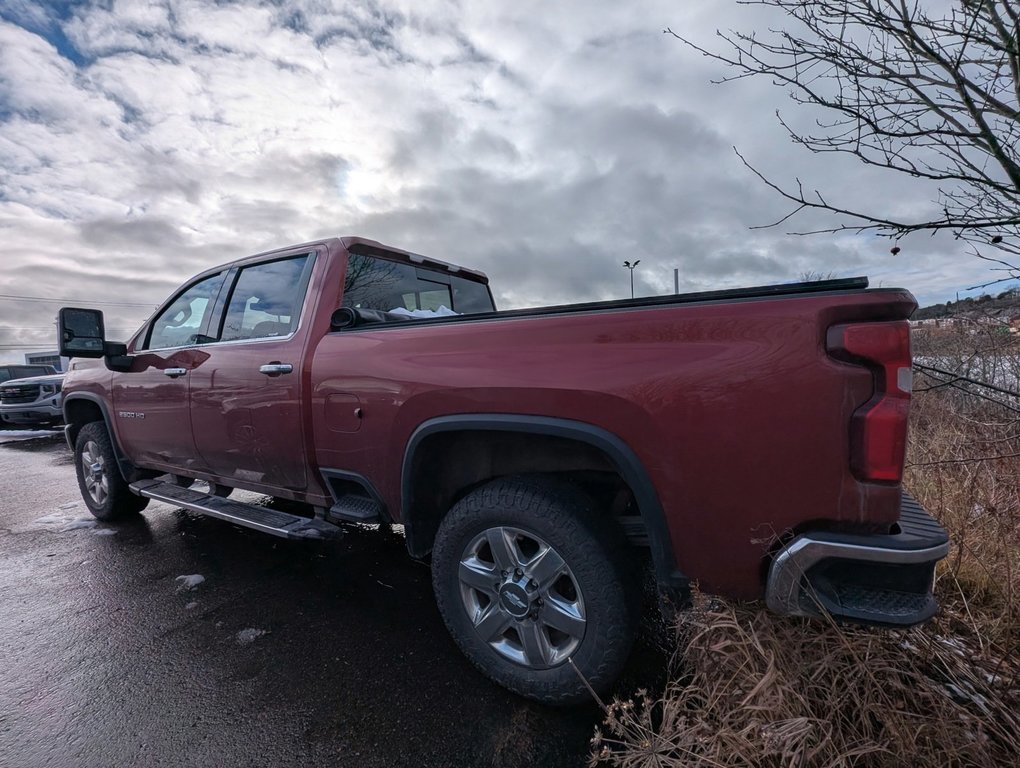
[
  {"left": 431, "top": 476, "right": 640, "bottom": 705},
  {"left": 74, "top": 421, "right": 149, "bottom": 521}
]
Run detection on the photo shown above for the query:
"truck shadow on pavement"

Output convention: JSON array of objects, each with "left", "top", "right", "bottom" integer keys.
[
  {"left": 82, "top": 504, "right": 667, "bottom": 768},
  {"left": 1, "top": 435, "right": 668, "bottom": 768}
]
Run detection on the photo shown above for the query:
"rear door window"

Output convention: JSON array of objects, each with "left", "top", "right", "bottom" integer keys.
[{"left": 219, "top": 254, "right": 313, "bottom": 342}]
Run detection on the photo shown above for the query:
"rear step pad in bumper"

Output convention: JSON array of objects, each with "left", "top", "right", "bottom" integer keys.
[
  {"left": 328, "top": 494, "right": 382, "bottom": 523},
  {"left": 766, "top": 491, "right": 949, "bottom": 626},
  {"left": 130, "top": 479, "right": 340, "bottom": 540}
]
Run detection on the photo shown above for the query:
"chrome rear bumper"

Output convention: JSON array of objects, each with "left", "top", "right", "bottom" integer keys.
[{"left": 766, "top": 493, "right": 949, "bottom": 626}]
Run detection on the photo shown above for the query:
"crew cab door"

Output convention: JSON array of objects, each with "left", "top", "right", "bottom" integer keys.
[
  {"left": 113, "top": 271, "right": 228, "bottom": 472},
  {"left": 188, "top": 250, "right": 317, "bottom": 493}
]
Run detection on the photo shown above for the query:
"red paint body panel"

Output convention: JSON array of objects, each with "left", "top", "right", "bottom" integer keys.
[
  {"left": 63, "top": 238, "right": 917, "bottom": 600},
  {"left": 309, "top": 289, "right": 908, "bottom": 598}
]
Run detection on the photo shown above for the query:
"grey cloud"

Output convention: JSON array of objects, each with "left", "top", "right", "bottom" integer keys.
[
  {"left": 216, "top": 198, "right": 303, "bottom": 239},
  {"left": 691, "top": 251, "right": 788, "bottom": 279},
  {"left": 388, "top": 109, "right": 460, "bottom": 172},
  {"left": 79, "top": 216, "right": 187, "bottom": 250},
  {"left": 300, "top": 1, "right": 407, "bottom": 58},
  {"left": 2, "top": 256, "right": 183, "bottom": 290},
  {"left": 0, "top": 0, "right": 1005, "bottom": 365},
  {"left": 133, "top": 162, "right": 205, "bottom": 206},
  {"left": 351, "top": 152, "right": 799, "bottom": 308}
]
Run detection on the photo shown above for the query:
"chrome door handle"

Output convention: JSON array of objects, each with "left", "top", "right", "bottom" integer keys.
[
  {"left": 164, "top": 368, "right": 187, "bottom": 378},
  {"left": 259, "top": 363, "right": 293, "bottom": 375}
]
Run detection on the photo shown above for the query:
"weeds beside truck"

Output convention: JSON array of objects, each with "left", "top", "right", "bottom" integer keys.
[{"left": 57, "top": 236, "right": 948, "bottom": 703}]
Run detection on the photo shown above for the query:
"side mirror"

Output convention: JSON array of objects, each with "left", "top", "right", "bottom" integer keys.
[{"left": 59, "top": 307, "right": 107, "bottom": 358}]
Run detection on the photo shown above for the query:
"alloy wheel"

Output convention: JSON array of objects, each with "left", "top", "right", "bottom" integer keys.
[
  {"left": 457, "top": 526, "right": 586, "bottom": 669},
  {"left": 81, "top": 440, "right": 109, "bottom": 506}
]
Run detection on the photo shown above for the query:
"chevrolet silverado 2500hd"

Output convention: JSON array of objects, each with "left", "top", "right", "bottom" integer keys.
[{"left": 57, "top": 236, "right": 948, "bottom": 703}]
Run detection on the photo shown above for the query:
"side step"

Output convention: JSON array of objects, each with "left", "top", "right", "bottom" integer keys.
[
  {"left": 328, "top": 494, "right": 382, "bottom": 523},
  {"left": 130, "top": 479, "right": 341, "bottom": 540}
]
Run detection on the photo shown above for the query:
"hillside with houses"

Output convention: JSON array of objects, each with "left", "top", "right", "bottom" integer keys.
[{"left": 911, "top": 287, "right": 1020, "bottom": 333}]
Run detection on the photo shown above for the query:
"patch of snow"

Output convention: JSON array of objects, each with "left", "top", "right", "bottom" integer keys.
[
  {"left": 0, "top": 429, "right": 62, "bottom": 444},
  {"left": 235, "top": 628, "right": 266, "bottom": 645},
  {"left": 944, "top": 683, "right": 989, "bottom": 709},
  {"left": 63, "top": 518, "right": 99, "bottom": 531},
  {"left": 92, "top": 528, "right": 118, "bottom": 536},
  {"left": 899, "top": 638, "right": 919, "bottom": 653},
  {"left": 936, "top": 635, "right": 969, "bottom": 657},
  {"left": 174, "top": 574, "right": 205, "bottom": 592},
  {"left": 387, "top": 305, "right": 459, "bottom": 319},
  {"left": 26, "top": 512, "right": 98, "bottom": 533},
  {"left": 184, "top": 601, "right": 199, "bottom": 610},
  {"left": 58, "top": 501, "right": 79, "bottom": 510}
]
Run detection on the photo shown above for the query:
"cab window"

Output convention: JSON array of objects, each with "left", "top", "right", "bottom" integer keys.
[
  {"left": 220, "top": 254, "right": 312, "bottom": 342},
  {"left": 342, "top": 252, "right": 493, "bottom": 314},
  {"left": 146, "top": 273, "right": 226, "bottom": 350}
]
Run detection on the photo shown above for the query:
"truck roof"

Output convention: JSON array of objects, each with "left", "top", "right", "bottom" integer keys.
[
  {"left": 190, "top": 236, "right": 489, "bottom": 286},
  {"left": 341, "top": 236, "right": 489, "bottom": 283}
]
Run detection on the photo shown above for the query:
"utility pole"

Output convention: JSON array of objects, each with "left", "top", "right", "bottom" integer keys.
[
  {"left": 622, "top": 260, "right": 641, "bottom": 299},
  {"left": 674, "top": 268, "right": 679, "bottom": 295}
]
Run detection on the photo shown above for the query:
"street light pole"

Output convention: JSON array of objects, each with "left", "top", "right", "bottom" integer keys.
[{"left": 622, "top": 260, "right": 641, "bottom": 299}]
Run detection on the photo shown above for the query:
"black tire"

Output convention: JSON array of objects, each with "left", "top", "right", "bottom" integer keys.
[
  {"left": 431, "top": 476, "right": 640, "bottom": 705},
  {"left": 74, "top": 421, "right": 149, "bottom": 521}
]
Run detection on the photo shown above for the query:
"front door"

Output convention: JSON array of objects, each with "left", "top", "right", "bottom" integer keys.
[
  {"left": 189, "top": 251, "right": 316, "bottom": 493},
  {"left": 113, "top": 271, "right": 227, "bottom": 472}
]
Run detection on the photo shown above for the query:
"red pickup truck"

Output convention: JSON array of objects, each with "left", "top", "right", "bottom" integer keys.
[{"left": 58, "top": 236, "right": 948, "bottom": 703}]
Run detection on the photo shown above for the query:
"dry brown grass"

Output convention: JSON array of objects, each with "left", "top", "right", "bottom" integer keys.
[
  {"left": 593, "top": 331, "right": 1020, "bottom": 767},
  {"left": 908, "top": 367, "right": 1020, "bottom": 653},
  {"left": 591, "top": 599, "right": 1019, "bottom": 767}
]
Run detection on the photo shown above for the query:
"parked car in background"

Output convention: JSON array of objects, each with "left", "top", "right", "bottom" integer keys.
[
  {"left": 0, "top": 371, "right": 65, "bottom": 428},
  {"left": 0, "top": 364, "right": 56, "bottom": 383}
]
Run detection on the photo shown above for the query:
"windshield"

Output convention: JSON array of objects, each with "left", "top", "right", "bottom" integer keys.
[{"left": 0, "top": 366, "right": 53, "bottom": 382}]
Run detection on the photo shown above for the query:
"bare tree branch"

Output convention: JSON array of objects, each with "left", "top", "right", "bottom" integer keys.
[{"left": 666, "top": 0, "right": 1020, "bottom": 278}]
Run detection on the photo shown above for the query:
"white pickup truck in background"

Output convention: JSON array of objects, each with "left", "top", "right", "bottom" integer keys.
[{"left": 0, "top": 370, "right": 65, "bottom": 428}]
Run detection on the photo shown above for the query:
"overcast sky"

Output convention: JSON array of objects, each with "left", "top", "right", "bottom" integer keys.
[{"left": 0, "top": 0, "right": 1006, "bottom": 363}]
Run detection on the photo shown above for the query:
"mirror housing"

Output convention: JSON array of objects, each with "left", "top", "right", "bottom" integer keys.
[
  {"left": 330, "top": 307, "right": 357, "bottom": 330},
  {"left": 59, "top": 307, "right": 133, "bottom": 370},
  {"left": 59, "top": 307, "right": 107, "bottom": 358}
]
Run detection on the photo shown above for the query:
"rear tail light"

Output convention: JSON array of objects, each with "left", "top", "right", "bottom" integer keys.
[{"left": 827, "top": 321, "right": 912, "bottom": 482}]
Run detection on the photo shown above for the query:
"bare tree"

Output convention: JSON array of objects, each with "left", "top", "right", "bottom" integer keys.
[
  {"left": 667, "top": 1, "right": 1020, "bottom": 287},
  {"left": 798, "top": 270, "right": 838, "bottom": 281}
]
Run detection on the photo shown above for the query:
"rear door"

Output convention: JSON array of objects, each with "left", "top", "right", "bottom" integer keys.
[{"left": 188, "top": 250, "right": 317, "bottom": 492}]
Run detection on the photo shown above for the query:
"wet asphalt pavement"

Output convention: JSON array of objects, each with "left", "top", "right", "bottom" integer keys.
[{"left": 0, "top": 433, "right": 666, "bottom": 768}]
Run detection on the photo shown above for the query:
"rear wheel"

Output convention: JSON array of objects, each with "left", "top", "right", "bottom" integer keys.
[
  {"left": 431, "top": 476, "right": 640, "bottom": 705},
  {"left": 75, "top": 421, "right": 149, "bottom": 521}
]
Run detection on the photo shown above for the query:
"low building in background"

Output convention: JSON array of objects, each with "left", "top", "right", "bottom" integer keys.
[{"left": 24, "top": 350, "right": 69, "bottom": 372}]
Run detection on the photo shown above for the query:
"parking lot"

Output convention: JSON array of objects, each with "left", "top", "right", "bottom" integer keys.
[{"left": 0, "top": 432, "right": 665, "bottom": 768}]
